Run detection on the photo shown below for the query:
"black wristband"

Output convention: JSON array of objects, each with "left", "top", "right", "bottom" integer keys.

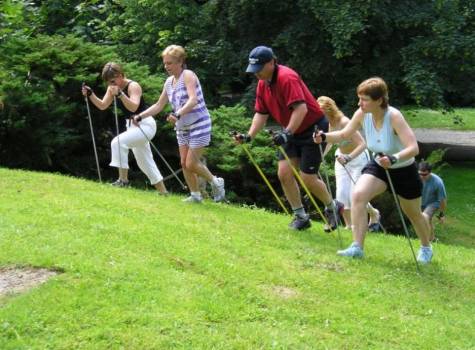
[
  {"left": 437, "top": 212, "right": 445, "bottom": 219},
  {"left": 172, "top": 112, "right": 181, "bottom": 120},
  {"left": 388, "top": 154, "right": 398, "bottom": 165},
  {"left": 320, "top": 133, "right": 327, "bottom": 142},
  {"left": 136, "top": 115, "right": 142, "bottom": 122}
]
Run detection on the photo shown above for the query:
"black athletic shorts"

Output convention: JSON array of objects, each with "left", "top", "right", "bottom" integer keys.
[
  {"left": 361, "top": 159, "right": 422, "bottom": 199},
  {"left": 277, "top": 117, "right": 329, "bottom": 174}
]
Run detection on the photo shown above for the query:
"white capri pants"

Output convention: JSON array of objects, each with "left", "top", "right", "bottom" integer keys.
[
  {"left": 110, "top": 117, "right": 164, "bottom": 185},
  {"left": 335, "top": 149, "right": 370, "bottom": 209}
]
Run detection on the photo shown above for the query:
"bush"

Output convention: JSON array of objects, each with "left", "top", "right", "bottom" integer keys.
[{"left": 0, "top": 34, "right": 174, "bottom": 180}]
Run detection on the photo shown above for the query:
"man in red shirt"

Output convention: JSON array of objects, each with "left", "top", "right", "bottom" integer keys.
[{"left": 235, "top": 46, "right": 343, "bottom": 231}]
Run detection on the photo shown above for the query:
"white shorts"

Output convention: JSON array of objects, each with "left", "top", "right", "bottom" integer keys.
[{"left": 335, "top": 149, "right": 370, "bottom": 209}]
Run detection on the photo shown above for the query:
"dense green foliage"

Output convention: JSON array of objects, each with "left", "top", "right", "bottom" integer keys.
[
  {"left": 0, "top": 168, "right": 474, "bottom": 348},
  {"left": 0, "top": 0, "right": 473, "bottom": 219}
]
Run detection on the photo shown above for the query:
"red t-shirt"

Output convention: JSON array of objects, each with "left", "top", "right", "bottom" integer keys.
[{"left": 254, "top": 65, "right": 323, "bottom": 134}]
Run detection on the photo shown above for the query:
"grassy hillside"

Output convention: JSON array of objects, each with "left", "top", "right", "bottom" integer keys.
[
  {"left": 402, "top": 107, "right": 475, "bottom": 130},
  {"left": 436, "top": 162, "right": 475, "bottom": 248},
  {"left": 0, "top": 168, "right": 474, "bottom": 349}
]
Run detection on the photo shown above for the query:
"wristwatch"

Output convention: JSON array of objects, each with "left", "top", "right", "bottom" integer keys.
[{"left": 172, "top": 112, "right": 181, "bottom": 120}]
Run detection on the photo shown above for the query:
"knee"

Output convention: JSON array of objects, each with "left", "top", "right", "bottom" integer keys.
[
  {"left": 351, "top": 189, "right": 367, "bottom": 206},
  {"left": 278, "top": 167, "right": 293, "bottom": 184},
  {"left": 185, "top": 158, "right": 199, "bottom": 172},
  {"left": 300, "top": 172, "right": 316, "bottom": 186},
  {"left": 181, "top": 159, "right": 188, "bottom": 170}
]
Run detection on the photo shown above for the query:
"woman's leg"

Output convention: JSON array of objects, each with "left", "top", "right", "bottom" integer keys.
[
  {"left": 399, "top": 197, "right": 431, "bottom": 246},
  {"left": 129, "top": 121, "right": 167, "bottom": 194},
  {"left": 184, "top": 146, "right": 214, "bottom": 182},
  {"left": 110, "top": 131, "right": 132, "bottom": 183},
  {"left": 335, "top": 159, "right": 352, "bottom": 228},
  {"left": 350, "top": 174, "right": 387, "bottom": 247},
  {"left": 179, "top": 145, "right": 199, "bottom": 193}
]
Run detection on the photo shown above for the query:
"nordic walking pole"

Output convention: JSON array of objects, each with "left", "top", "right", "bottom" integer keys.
[
  {"left": 276, "top": 144, "right": 330, "bottom": 228},
  {"left": 134, "top": 119, "right": 187, "bottom": 190},
  {"left": 113, "top": 96, "right": 123, "bottom": 171},
  {"left": 243, "top": 144, "right": 290, "bottom": 214},
  {"left": 378, "top": 153, "right": 420, "bottom": 272},
  {"left": 232, "top": 132, "right": 289, "bottom": 215},
  {"left": 317, "top": 142, "right": 343, "bottom": 247},
  {"left": 83, "top": 83, "right": 102, "bottom": 182},
  {"left": 339, "top": 156, "right": 387, "bottom": 234}
]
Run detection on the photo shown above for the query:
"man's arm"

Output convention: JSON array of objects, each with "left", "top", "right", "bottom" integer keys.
[
  {"left": 285, "top": 102, "right": 307, "bottom": 133},
  {"left": 248, "top": 112, "right": 269, "bottom": 139}
]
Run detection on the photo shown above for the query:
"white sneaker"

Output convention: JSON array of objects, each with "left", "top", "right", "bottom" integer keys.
[
  {"left": 211, "top": 177, "right": 225, "bottom": 202},
  {"left": 182, "top": 195, "right": 202, "bottom": 203},
  {"left": 417, "top": 246, "right": 433, "bottom": 264}
]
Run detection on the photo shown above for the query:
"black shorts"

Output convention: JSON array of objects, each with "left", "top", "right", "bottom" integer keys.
[
  {"left": 277, "top": 117, "right": 329, "bottom": 174},
  {"left": 361, "top": 159, "right": 422, "bottom": 199}
]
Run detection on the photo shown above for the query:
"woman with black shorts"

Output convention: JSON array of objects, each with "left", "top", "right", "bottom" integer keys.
[{"left": 314, "top": 77, "right": 432, "bottom": 264}]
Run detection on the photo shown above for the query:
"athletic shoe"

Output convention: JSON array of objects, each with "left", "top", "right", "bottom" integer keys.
[
  {"left": 337, "top": 242, "right": 364, "bottom": 258},
  {"left": 368, "top": 222, "right": 382, "bottom": 233},
  {"left": 324, "top": 200, "right": 344, "bottom": 232},
  {"left": 182, "top": 195, "right": 203, "bottom": 203},
  {"left": 211, "top": 177, "right": 225, "bottom": 202},
  {"left": 111, "top": 179, "right": 129, "bottom": 187},
  {"left": 417, "top": 246, "right": 433, "bottom": 264},
  {"left": 288, "top": 214, "right": 311, "bottom": 230}
]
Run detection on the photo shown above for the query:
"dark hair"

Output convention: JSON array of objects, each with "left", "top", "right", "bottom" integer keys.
[
  {"left": 101, "top": 62, "right": 124, "bottom": 81},
  {"left": 418, "top": 161, "right": 432, "bottom": 172}
]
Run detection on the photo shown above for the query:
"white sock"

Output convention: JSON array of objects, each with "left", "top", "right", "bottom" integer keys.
[
  {"left": 191, "top": 191, "right": 202, "bottom": 198},
  {"left": 210, "top": 176, "right": 219, "bottom": 186}
]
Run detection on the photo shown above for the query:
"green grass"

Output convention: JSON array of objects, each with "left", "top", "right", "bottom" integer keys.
[
  {"left": 436, "top": 162, "right": 475, "bottom": 248},
  {"left": 402, "top": 107, "right": 475, "bottom": 130},
  {"left": 0, "top": 168, "right": 474, "bottom": 349}
]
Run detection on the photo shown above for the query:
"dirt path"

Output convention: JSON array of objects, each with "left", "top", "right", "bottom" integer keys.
[{"left": 414, "top": 129, "right": 475, "bottom": 147}]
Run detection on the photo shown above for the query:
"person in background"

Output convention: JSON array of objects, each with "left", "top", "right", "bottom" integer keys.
[
  {"left": 82, "top": 62, "right": 168, "bottom": 194},
  {"left": 317, "top": 96, "right": 381, "bottom": 232},
  {"left": 419, "top": 161, "right": 447, "bottom": 242},
  {"left": 234, "top": 46, "right": 343, "bottom": 231},
  {"left": 134, "top": 45, "right": 225, "bottom": 203},
  {"left": 314, "top": 77, "right": 433, "bottom": 264}
]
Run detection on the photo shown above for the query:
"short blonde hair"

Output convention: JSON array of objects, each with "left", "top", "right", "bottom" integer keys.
[
  {"left": 357, "top": 77, "right": 389, "bottom": 108},
  {"left": 317, "top": 96, "right": 344, "bottom": 120},
  {"left": 161, "top": 45, "right": 187, "bottom": 63},
  {"left": 101, "top": 62, "right": 124, "bottom": 81}
]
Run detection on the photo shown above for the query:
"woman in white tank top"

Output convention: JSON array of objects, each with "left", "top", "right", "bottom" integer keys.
[{"left": 313, "top": 78, "right": 433, "bottom": 264}]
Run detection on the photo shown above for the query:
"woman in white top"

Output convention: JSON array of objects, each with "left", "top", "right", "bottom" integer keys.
[
  {"left": 314, "top": 77, "right": 432, "bottom": 264},
  {"left": 317, "top": 96, "right": 380, "bottom": 231}
]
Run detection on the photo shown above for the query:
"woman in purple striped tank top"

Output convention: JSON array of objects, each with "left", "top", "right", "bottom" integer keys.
[{"left": 137, "top": 45, "right": 225, "bottom": 203}]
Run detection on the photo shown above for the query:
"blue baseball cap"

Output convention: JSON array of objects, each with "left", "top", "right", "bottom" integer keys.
[{"left": 246, "top": 46, "right": 275, "bottom": 73}]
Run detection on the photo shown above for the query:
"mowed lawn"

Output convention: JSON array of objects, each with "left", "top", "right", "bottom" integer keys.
[
  {"left": 0, "top": 168, "right": 474, "bottom": 349},
  {"left": 403, "top": 107, "right": 475, "bottom": 130}
]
